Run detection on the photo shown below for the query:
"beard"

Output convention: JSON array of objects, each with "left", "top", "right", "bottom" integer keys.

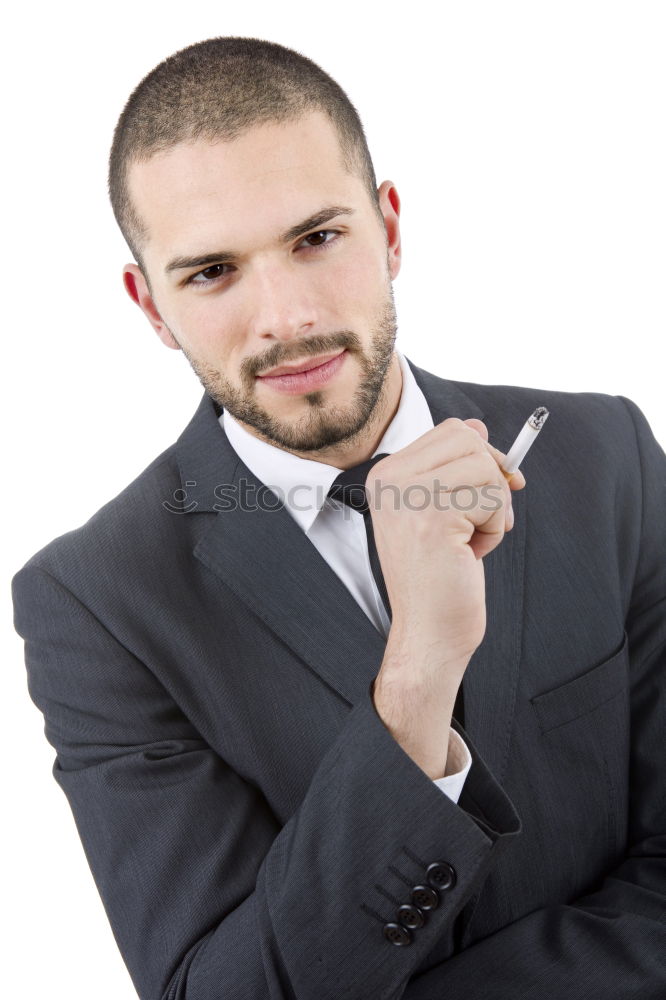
[{"left": 171, "top": 283, "right": 399, "bottom": 457}]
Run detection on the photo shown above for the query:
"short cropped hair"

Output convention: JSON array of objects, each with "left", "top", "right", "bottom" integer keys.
[{"left": 108, "top": 36, "right": 382, "bottom": 274}]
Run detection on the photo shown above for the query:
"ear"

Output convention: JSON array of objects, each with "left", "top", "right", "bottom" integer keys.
[
  {"left": 376, "top": 180, "right": 401, "bottom": 281},
  {"left": 122, "top": 264, "right": 180, "bottom": 350}
]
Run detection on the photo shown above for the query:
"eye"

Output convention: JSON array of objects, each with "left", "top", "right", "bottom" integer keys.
[
  {"left": 300, "top": 229, "right": 340, "bottom": 249},
  {"left": 187, "top": 263, "right": 233, "bottom": 286}
]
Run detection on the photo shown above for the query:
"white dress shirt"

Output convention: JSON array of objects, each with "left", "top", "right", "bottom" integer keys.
[{"left": 219, "top": 348, "right": 472, "bottom": 802}]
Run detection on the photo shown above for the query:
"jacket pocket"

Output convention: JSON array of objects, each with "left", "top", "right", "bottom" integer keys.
[
  {"left": 529, "top": 631, "right": 630, "bottom": 861},
  {"left": 530, "top": 631, "right": 629, "bottom": 734}
]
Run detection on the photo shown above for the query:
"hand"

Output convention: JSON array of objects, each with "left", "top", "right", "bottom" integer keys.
[{"left": 367, "top": 417, "right": 526, "bottom": 671}]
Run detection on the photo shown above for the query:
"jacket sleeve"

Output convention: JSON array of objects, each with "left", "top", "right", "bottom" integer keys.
[
  {"left": 403, "top": 395, "right": 666, "bottom": 1000},
  {"left": 12, "top": 562, "right": 520, "bottom": 1000}
]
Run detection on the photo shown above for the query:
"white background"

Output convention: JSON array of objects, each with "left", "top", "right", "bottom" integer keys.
[{"left": 3, "top": 2, "right": 665, "bottom": 996}]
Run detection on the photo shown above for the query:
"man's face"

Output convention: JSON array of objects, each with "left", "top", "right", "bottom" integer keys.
[{"left": 124, "top": 111, "right": 403, "bottom": 461}]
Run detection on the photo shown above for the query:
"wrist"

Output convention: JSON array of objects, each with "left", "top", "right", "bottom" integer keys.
[{"left": 379, "top": 624, "right": 471, "bottom": 688}]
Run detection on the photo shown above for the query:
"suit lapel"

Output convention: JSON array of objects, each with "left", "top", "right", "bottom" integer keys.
[
  {"left": 197, "top": 479, "right": 390, "bottom": 703},
  {"left": 175, "top": 356, "right": 526, "bottom": 785},
  {"left": 175, "top": 390, "right": 389, "bottom": 702}
]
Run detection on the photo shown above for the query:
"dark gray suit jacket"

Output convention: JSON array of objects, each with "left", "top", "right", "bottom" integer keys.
[{"left": 12, "top": 358, "right": 666, "bottom": 999}]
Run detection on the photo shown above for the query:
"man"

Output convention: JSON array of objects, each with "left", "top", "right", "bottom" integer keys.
[{"left": 12, "top": 36, "right": 665, "bottom": 1000}]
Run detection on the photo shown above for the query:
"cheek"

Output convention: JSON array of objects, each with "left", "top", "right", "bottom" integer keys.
[
  {"left": 168, "top": 294, "right": 244, "bottom": 358},
  {"left": 318, "top": 245, "right": 386, "bottom": 314}
]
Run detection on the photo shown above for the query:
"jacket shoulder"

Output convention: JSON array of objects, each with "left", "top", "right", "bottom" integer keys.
[
  {"left": 12, "top": 440, "right": 185, "bottom": 589},
  {"left": 451, "top": 377, "right": 652, "bottom": 463}
]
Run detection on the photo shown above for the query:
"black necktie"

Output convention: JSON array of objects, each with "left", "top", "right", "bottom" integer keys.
[
  {"left": 328, "top": 453, "right": 393, "bottom": 620},
  {"left": 327, "top": 453, "right": 465, "bottom": 728}
]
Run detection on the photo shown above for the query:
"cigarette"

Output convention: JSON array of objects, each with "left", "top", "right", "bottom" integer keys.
[{"left": 500, "top": 407, "right": 550, "bottom": 480}]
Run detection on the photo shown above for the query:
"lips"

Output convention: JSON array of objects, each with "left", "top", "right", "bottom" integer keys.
[{"left": 258, "top": 351, "right": 345, "bottom": 378}]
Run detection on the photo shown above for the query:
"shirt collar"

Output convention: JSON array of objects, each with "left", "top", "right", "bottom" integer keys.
[{"left": 219, "top": 349, "right": 435, "bottom": 534}]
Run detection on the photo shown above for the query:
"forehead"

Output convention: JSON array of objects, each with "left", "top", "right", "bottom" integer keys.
[{"left": 127, "top": 111, "right": 366, "bottom": 259}]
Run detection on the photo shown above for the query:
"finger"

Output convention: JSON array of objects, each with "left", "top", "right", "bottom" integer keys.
[
  {"left": 436, "top": 445, "right": 515, "bottom": 534},
  {"left": 465, "top": 420, "right": 526, "bottom": 491},
  {"left": 373, "top": 418, "right": 488, "bottom": 481},
  {"left": 483, "top": 440, "right": 527, "bottom": 490},
  {"left": 504, "top": 468, "right": 526, "bottom": 490},
  {"left": 420, "top": 453, "right": 510, "bottom": 536},
  {"left": 420, "top": 452, "right": 510, "bottom": 558},
  {"left": 373, "top": 417, "right": 524, "bottom": 492},
  {"left": 463, "top": 418, "right": 488, "bottom": 442}
]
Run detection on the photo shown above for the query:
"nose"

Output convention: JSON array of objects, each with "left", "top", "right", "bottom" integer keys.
[{"left": 246, "top": 258, "right": 319, "bottom": 342}]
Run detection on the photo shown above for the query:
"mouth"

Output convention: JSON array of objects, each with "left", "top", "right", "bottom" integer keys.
[
  {"left": 257, "top": 350, "right": 346, "bottom": 378},
  {"left": 255, "top": 349, "right": 348, "bottom": 394}
]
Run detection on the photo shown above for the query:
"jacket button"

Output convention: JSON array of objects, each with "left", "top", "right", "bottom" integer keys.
[
  {"left": 397, "top": 903, "right": 426, "bottom": 929},
  {"left": 426, "top": 861, "right": 456, "bottom": 891},
  {"left": 383, "top": 922, "right": 412, "bottom": 946},
  {"left": 411, "top": 885, "right": 439, "bottom": 910}
]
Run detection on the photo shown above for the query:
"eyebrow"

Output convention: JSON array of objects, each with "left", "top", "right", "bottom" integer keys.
[{"left": 165, "top": 205, "right": 355, "bottom": 275}]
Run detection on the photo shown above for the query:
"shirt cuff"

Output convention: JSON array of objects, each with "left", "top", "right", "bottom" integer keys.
[{"left": 432, "top": 728, "right": 473, "bottom": 804}]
